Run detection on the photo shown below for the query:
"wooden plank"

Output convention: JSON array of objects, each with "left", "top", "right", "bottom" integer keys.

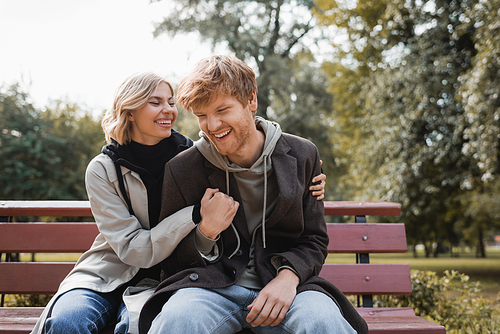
[
  {"left": 327, "top": 223, "right": 408, "bottom": 253},
  {"left": 364, "top": 316, "right": 446, "bottom": 333},
  {"left": 0, "top": 307, "right": 41, "bottom": 334},
  {"left": 319, "top": 264, "right": 412, "bottom": 295},
  {"left": 358, "top": 308, "right": 446, "bottom": 334},
  {"left": 0, "top": 308, "right": 445, "bottom": 334},
  {"left": 324, "top": 201, "right": 401, "bottom": 217},
  {"left": 7, "top": 263, "right": 421, "bottom": 297},
  {"left": 0, "top": 263, "right": 75, "bottom": 294},
  {"left": 0, "top": 223, "right": 98, "bottom": 253},
  {"left": 356, "top": 307, "right": 416, "bottom": 317},
  {"left": 0, "top": 201, "right": 92, "bottom": 217},
  {"left": 0, "top": 200, "right": 401, "bottom": 218},
  {"left": 0, "top": 222, "right": 408, "bottom": 254}
]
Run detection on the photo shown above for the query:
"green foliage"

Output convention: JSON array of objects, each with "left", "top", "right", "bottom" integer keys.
[
  {"left": 4, "top": 294, "right": 53, "bottom": 307},
  {"left": 153, "top": 0, "right": 318, "bottom": 118},
  {"left": 314, "top": 0, "right": 500, "bottom": 251},
  {"left": 0, "top": 84, "right": 105, "bottom": 200},
  {"left": 376, "top": 270, "right": 500, "bottom": 333}
]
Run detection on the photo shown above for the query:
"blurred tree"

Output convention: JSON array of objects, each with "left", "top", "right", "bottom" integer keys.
[
  {"left": 0, "top": 84, "right": 104, "bottom": 200},
  {"left": 42, "top": 100, "right": 105, "bottom": 199},
  {"left": 313, "top": 0, "right": 496, "bottom": 254},
  {"left": 153, "top": 0, "right": 345, "bottom": 199},
  {"left": 153, "top": 0, "right": 319, "bottom": 119},
  {"left": 456, "top": 0, "right": 500, "bottom": 256}
]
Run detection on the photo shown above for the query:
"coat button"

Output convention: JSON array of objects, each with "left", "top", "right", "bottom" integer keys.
[
  {"left": 189, "top": 273, "right": 199, "bottom": 281},
  {"left": 236, "top": 250, "right": 243, "bottom": 256}
]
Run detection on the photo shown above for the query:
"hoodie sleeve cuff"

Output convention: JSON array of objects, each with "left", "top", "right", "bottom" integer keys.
[
  {"left": 195, "top": 225, "right": 219, "bottom": 261},
  {"left": 271, "top": 256, "right": 300, "bottom": 279}
]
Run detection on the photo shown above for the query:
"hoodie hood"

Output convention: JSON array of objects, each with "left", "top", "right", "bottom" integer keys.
[
  {"left": 195, "top": 116, "right": 282, "bottom": 257},
  {"left": 194, "top": 116, "right": 281, "bottom": 174}
]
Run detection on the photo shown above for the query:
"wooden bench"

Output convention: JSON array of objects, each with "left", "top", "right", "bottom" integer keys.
[{"left": 0, "top": 200, "right": 446, "bottom": 333}]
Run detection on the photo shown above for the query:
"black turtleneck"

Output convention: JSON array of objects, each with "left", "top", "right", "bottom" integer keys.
[
  {"left": 102, "top": 130, "right": 193, "bottom": 229},
  {"left": 127, "top": 138, "right": 182, "bottom": 228}
]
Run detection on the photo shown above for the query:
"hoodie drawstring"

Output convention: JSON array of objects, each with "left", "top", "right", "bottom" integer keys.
[
  {"left": 226, "top": 170, "right": 242, "bottom": 259},
  {"left": 261, "top": 155, "right": 268, "bottom": 249}
]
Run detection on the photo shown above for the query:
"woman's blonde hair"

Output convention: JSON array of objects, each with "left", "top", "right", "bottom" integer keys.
[
  {"left": 101, "top": 72, "right": 173, "bottom": 144},
  {"left": 176, "top": 55, "right": 257, "bottom": 114}
]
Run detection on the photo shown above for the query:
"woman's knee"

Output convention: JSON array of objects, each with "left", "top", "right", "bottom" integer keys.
[
  {"left": 45, "top": 289, "right": 119, "bottom": 334},
  {"left": 45, "top": 314, "right": 97, "bottom": 334}
]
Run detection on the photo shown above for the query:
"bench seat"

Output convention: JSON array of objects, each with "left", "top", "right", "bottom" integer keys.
[{"left": 0, "top": 200, "right": 446, "bottom": 333}]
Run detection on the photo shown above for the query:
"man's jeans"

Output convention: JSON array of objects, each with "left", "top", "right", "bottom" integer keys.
[
  {"left": 44, "top": 288, "right": 129, "bottom": 334},
  {"left": 149, "top": 285, "right": 357, "bottom": 334}
]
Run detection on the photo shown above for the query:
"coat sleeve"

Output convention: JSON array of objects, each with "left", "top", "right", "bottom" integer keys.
[
  {"left": 272, "top": 145, "right": 328, "bottom": 284},
  {"left": 85, "top": 155, "right": 196, "bottom": 269},
  {"left": 157, "top": 161, "right": 211, "bottom": 273}
]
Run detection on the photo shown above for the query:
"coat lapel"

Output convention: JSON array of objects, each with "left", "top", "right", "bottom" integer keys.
[{"left": 266, "top": 137, "right": 297, "bottom": 229}]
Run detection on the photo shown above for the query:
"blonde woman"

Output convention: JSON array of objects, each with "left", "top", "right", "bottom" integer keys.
[{"left": 31, "top": 72, "right": 326, "bottom": 334}]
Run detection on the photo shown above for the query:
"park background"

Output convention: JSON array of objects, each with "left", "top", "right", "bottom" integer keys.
[{"left": 1, "top": 0, "right": 499, "bottom": 332}]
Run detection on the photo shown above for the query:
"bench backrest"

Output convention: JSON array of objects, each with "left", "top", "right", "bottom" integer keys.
[{"left": 0, "top": 200, "right": 408, "bottom": 306}]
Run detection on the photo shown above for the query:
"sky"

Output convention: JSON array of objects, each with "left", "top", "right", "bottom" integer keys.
[{"left": 0, "top": 0, "right": 217, "bottom": 114}]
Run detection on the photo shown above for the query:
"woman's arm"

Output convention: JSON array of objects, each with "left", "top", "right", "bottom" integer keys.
[
  {"left": 85, "top": 156, "right": 196, "bottom": 269},
  {"left": 309, "top": 160, "right": 326, "bottom": 200}
]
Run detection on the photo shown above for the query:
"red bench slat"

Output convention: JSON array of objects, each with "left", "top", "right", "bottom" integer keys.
[
  {"left": 0, "top": 201, "right": 92, "bottom": 217},
  {"left": 0, "top": 223, "right": 98, "bottom": 253},
  {"left": 0, "top": 307, "right": 444, "bottom": 334},
  {"left": 327, "top": 223, "right": 408, "bottom": 253},
  {"left": 324, "top": 201, "right": 401, "bottom": 216},
  {"left": 0, "top": 263, "right": 75, "bottom": 294},
  {"left": 1, "top": 201, "right": 400, "bottom": 218},
  {"left": 319, "top": 264, "right": 412, "bottom": 295}
]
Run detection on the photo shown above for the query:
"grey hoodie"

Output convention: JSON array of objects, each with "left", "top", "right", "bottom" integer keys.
[{"left": 194, "top": 116, "right": 282, "bottom": 289}]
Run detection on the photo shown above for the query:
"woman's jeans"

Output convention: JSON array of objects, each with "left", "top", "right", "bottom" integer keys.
[
  {"left": 149, "top": 285, "right": 357, "bottom": 334},
  {"left": 44, "top": 288, "right": 128, "bottom": 334}
]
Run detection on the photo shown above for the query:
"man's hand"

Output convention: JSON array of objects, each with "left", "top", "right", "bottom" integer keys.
[
  {"left": 246, "top": 269, "right": 299, "bottom": 327},
  {"left": 198, "top": 188, "right": 239, "bottom": 239}
]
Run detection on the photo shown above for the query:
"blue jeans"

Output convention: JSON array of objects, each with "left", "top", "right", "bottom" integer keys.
[
  {"left": 44, "top": 288, "right": 129, "bottom": 334},
  {"left": 148, "top": 285, "right": 356, "bottom": 334}
]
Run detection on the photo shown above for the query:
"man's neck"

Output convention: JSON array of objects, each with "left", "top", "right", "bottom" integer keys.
[{"left": 227, "top": 129, "right": 266, "bottom": 168}]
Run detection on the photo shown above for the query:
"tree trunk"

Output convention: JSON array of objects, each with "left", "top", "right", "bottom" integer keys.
[
  {"left": 476, "top": 227, "right": 486, "bottom": 258},
  {"left": 424, "top": 243, "right": 431, "bottom": 258}
]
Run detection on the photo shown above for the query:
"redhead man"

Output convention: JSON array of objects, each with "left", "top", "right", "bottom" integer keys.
[{"left": 139, "top": 55, "right": 368, "bottom": 334}]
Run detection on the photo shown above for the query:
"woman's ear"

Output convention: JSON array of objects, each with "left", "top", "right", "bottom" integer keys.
[{"left": 128, "top": 112, "right": 135, "bottom": 122}]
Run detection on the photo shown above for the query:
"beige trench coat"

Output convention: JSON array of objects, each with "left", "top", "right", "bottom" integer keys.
[{"left": 31, "top": 153, "right": 196, "bottom": 334}]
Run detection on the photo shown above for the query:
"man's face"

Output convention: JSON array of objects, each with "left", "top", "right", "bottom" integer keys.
[{"left": 193, "top": 93, "right": 259, "bottom": 164}]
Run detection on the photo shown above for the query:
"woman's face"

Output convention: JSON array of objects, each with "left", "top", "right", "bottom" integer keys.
[{"left": 128, "top": 82, "right": 178, "bottom": 146}]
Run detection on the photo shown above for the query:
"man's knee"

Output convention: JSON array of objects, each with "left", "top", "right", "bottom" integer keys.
[{"left": 286, "top": 291, "right": 356, "bottom": 333}]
